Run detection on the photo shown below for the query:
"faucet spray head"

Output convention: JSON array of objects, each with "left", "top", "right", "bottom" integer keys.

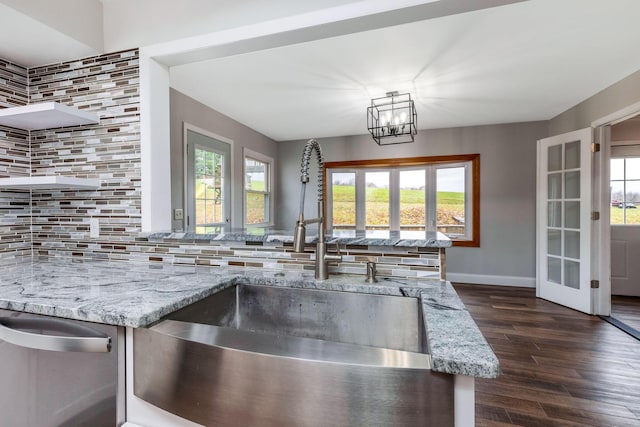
[{"left": 293, "top": 217, "right": 306, "bottom": 253}]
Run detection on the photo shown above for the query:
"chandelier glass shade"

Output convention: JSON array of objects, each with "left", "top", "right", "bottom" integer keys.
[{"left": 367, "top": 91, "right": 417, "bottom": 145}]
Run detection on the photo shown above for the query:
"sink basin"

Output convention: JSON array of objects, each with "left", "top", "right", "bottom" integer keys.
[
  {"left": 134, "top": 284, "right": 453, "bottom": 426},
  {"left": 169, "top": 283, "right": 427, "bottom": 355}
]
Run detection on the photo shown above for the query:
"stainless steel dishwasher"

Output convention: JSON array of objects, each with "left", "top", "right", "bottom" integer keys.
[{"left": 0, "top": 309, "right": 124, "bottom": 427}]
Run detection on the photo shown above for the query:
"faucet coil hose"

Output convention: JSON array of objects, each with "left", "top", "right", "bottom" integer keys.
[{"left": 300, "top": 139, "right": 324, "bottom": 204}]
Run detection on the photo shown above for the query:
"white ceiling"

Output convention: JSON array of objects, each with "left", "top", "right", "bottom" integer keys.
[
  {"left": 2, "top": 0, "right": 640, "bottom": 141},
  {"left": 170, "top": 0, "right": 640, "bottom": 141}
]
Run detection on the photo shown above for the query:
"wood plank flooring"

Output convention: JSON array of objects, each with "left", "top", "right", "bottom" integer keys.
[
  {"left": 611, "top": 295, "right": 640, "bottom": 333},
  {"left": 453, "top": 284, "right": 640, "bottom": 426}
]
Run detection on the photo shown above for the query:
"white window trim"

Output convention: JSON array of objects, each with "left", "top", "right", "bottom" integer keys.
[
  {"left": 243, "top": 148, "right": 274, "bottom": 227},
  {"left": 326, "top": 160, "right": 475, "bottom": 242}
]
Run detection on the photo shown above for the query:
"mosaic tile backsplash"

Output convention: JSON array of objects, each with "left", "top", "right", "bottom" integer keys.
[
  {"left": 0, "top": 59, "right": 31, "bottom": 258},
  {"left": 0, "top": 50, "right": 440, "bottom": 280}
]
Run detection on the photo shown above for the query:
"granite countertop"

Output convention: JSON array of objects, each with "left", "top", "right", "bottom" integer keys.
[
  {"left": 0, "top": 257, "right": 497, "bottom": 378},
  {"left": 146, "top": 228, "right": 452, "bottom": 248}
]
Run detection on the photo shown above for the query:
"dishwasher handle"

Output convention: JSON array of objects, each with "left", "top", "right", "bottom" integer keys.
[{"left": 0, "top": 317, "right": 111, "bottom": 353}]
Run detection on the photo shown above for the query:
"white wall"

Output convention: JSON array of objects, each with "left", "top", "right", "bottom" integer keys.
[
  {"left": 170, "top": 89, "right": 278, "bottom": 230},
  {"left": 549, "top": 69, "right": 640, "bottom": 135},
  {"left": 277, "top": 121, "right": 548, "bottom": 284}
]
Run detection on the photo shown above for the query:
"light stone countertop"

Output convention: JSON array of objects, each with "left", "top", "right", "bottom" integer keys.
[
  {"left": 0, "top": 256, "right": 498, "bottom": 378},
  {"left": 146, "top": 228, "right": 452, "bottom": 248}
]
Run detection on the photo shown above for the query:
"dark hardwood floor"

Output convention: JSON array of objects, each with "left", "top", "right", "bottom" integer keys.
[
  {"left": 453, "top": 284, "right": 640, "bottom": 427},
  {"left": 611, "top": 295, "right": 640, "bottom": 333}
]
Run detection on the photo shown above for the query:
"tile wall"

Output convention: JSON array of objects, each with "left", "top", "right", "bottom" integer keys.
[
  {"left": 28, "top": 50, "right": 141, "bottom": 254},
  {"left": 0, "top": 50, "right": 440, "bottom": 280},
  {"left": 0, "top": 59, "right": 31, "bottom": 258}
]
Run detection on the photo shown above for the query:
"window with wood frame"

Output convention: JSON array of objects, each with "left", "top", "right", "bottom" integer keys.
[{"left": 325, "top": 154, "right": 480, "bottom": 247}]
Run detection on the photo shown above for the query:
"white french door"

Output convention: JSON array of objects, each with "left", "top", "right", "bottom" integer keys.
[
  {"left": 536, "top": 128, "right": 594, "bottom": 313},
  {"left": 184, "top": 127, "right": 231, "bottom": 233}
]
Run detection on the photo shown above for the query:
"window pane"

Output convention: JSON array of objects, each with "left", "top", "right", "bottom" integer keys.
[
  {"left": 437, "top": 167, "right": 465, "bottom": 235},
  {"left": 548, "top": 173, "right": 562, "bottom": 199},
  {"left": 610, "top": 158, "right": 624, "bottom": 180},
  {"left": 624, "top": 180, "right": 640, "bottom": 224},
  {"left": 245, "top": 158, "right": 267, "bottom": 191},
  {"left": 564, "top": 141, "right": 580, "bottom": 170},
  {"left": 365, "top": 171, "right": 389, "bottom": 230},
  {"left": 626, "top": 158, "right": 640, "bottom": 180},
  {"left": 564, "top": 171, "right": 580, "bottom": 199},
  {"left": 548, "top": 201, "right": 562, "bottom": 228},
  {"left": 246, "top": 192, "right": 266, "bottom": 225},
  {"left": 548, "top": 257, "right": 561, "bottom": 284},
  {"left": 400, "top": 170, "right": 425, "bottom": 230},
  {"left": 548, "top": 145, "right": 562, "bottom": 171},
  {"left": 564, "top": 260, "right": 580, "bottom": 289},
  {"left": 610, "top": 181, "right": 625, "bottom": 225},
  {"left": 610, "top": 159, "right": 640, "bottom": 225},
  {"left": 564, "top": 201, "right": 580, "bottom": 229},
  {"left": 331, "top": 172, "right": 355, "bottom": 228},
  {"left": 564, "top": 230, "right": 580, "bottom": 259},
  {"left": 547, "top": 229, "right": 561, "bottom": 256}
]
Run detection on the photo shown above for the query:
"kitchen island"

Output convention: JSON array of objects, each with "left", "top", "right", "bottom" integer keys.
[{"left": 0, "top": 256, "right": 498, "bottom": 426}]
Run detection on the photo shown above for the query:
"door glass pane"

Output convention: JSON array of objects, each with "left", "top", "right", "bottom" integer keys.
[
  {"left": 400, "top": 170, "right": 426, "bottom": 230},
  {"left": 564, "top": 260, "right": 580, "bottom": 289},
  {"left": 195, "top": 146, "right": 224, "bottom": 229},
  {"left": 366, "top": 172, "right": 389, "bottom": 230},
  {"left": 331, "top": 172, "right": 356, "bottom": 229},
  {"left": 610, "top": 181, "right": 625, "bottom": 224},
  {"left": 547, "top": 229, "right": 561, "bottom": 256},
  {"left": 548, "top": 145, "right": 562, "bottom": 171},
  {"left": 548, "top": 257, "right": 561, "bottom": 284},
  {"left": 548, "top": 201, "right": 562, "bottom": 227},
  {"left": 626, "top": 158, "right": 640, "bottom": 180},
  {"left": 564, "top": 141, "right": 580, "bottom": 170},
  {"left": 625, "top": 181, "right": 640, "bottom": 224},
  {"left": 565, "top": 171, "right": 580, "bottom": 199},
  {"left": 437, "top": 167, "right": 465, "bottom": 235},
  {"left": 564, "top": 230, "right": 580, "bottom": 259},
  {"left": 610, "top": 158, "right": 624, "bottom": 180},
  {"left": 548, "top": 173, "right": 562, "bottom": 199},
  {"left": 565, "top": 201, "right": 580, "bottom": 229}
]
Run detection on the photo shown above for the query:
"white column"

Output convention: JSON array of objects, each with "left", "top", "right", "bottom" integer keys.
[{"left": 454, "top": 374, "right": 475, "bottom": 427}]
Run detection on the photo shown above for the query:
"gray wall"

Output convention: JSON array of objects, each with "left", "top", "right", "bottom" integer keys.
[
  {"left": 170, "top": 89, "right": 278, "bottom": 230},
  {"left": 277, "top": 121, "right": 548, "bottom": 282},
  {"left": 549, "top": 69, "right": 640, "bottom": 135}
]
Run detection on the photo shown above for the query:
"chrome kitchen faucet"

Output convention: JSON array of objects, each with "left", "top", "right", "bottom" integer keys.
[{"left": 292, "top": 139, "right": 341, "bottom": 279}]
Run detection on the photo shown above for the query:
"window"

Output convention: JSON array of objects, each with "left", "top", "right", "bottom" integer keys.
[
  {"left": 244, "top": 149, "right": 273, "bottom": 226},
  {"left": 610, "top": 157, "right": 640, "bottom": 225},
  {"left": 184, "top": 126, "right": 231, "bottom": 233},
  {"left": 325, "top": 154, "right": 479, "bottom": 246}
]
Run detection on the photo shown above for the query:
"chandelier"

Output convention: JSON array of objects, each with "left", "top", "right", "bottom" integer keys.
[{"left": 367, "top": 91, "right": 417, "bottom": 145}]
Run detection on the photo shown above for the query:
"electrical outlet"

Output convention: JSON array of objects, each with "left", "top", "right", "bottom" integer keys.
[{"left": 174, "top": 208, "right": 184, "bottom": 220}]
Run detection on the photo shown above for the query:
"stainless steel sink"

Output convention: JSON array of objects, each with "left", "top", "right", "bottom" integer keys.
[{"left": 134, "top": 284, "right": 454, "bottom": 426}]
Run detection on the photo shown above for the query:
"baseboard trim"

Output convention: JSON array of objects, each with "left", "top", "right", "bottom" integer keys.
[{"left": 447, "top": 273, "right": 536, "bottom": 288}]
